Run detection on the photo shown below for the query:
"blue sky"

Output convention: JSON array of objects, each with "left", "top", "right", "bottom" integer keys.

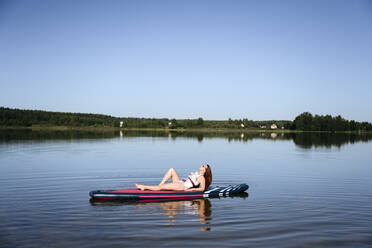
[{"left": 1, "top": 0, "right": 372, "bottom": 121}]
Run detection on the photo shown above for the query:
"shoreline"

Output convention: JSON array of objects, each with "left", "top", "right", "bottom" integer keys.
[{"left": 0, "top": 125, "right": 371, "bottom": 133}]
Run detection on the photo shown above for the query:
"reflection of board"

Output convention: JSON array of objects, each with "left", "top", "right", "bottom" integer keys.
[{"left": 89, "top": 184, "right": 248, "bottom": 201}]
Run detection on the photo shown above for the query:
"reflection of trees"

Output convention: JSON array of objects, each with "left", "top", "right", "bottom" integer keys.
[
  {"left": 0, "top": 129, "right": 117, "bottom": 142},
  {"left": 166, "top": 131, "right": 372, "bottom": 149},
  {"left": 291, "top": 132, "right": 372, "bottom": 149},
  {"left": 1, "top": 129, "right": 371, "bottom": 149}
]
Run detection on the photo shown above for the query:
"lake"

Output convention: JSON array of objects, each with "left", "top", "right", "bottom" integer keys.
[{"left": 0, "top": 130, "right": 371, "bottom": 247}]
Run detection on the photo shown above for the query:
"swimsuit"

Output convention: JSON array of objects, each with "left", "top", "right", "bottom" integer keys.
[{"left": 182, "top": 172, "right": 200, "bottom": 190}]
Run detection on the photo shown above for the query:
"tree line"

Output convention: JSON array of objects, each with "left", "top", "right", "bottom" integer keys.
[
  {"left": 0, "top": 107, "right": 120, "bottom": 127},
  {"left": 1, "top": 107, "right": 371, "bottom": 131},
  {"left": 291, "top": 112, "right": 372, "bottom": 131},
  {"left": 0, "top": 107, "right": 290, "bottom": 129}
]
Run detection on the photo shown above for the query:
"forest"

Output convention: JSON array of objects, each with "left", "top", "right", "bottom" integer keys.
[
  {"left": 291, "top": 112, "right": 372, "bottom": 131},
  {"left": 1, "top": 107, "right": 371, "bottom": 131}
]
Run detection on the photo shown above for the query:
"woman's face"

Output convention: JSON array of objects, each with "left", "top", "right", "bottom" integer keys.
[{"left": 199, "top": 164, "right": 208, "bottom": 175}]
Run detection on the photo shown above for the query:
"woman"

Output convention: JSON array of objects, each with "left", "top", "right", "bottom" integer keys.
[{"left": 136, "top": 164, "right": 212, "bottom": 191}]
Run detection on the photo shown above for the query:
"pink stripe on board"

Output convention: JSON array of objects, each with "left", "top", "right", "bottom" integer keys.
[
  {"left": 140, "top": 195, "right": 203, "bottom": 198},
  {"left": 109, "top": 189, "right": 198, "bottom": 193},
  {"left": 140, "top": 197, "right": 203, "bottom": 202}
]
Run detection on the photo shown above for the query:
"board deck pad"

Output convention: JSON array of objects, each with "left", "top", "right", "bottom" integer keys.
[{"left": 89, "top": 184, "right": 248, "bottom": 201}]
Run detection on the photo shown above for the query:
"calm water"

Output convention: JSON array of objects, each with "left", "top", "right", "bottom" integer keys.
[{"left": 0, "top": 130, "right": 372, "bottom": 247}]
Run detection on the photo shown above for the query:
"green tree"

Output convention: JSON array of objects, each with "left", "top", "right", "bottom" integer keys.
[
  {"left": 294, "top": 112, "right": 313, "bottom": 131},
  {"left": 197, "top": 117, "right": 204, "bottom": 127}
]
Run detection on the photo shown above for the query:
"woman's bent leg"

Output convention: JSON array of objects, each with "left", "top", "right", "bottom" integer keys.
[{"left": 159, "top": 168, "right": 181, "bottom": 186}]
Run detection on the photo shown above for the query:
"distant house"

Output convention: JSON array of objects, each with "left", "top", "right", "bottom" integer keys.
[
  {"left": 168, "top": 122, "right": 172, "bottom": 126},
  {"left": 240, "top": 123, "right": 245, "bottom": 128},
  {"left": 271, "top": 124, "right": 278, "bottom": 129},
  {"left": 120, "top": 121, "right": 124, "bottom": 128},
  {"left": 260, "top": 124, "right": 266, "bottom": 129}
]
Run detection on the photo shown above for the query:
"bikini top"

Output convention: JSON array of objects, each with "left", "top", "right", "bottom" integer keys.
[{"left": 185, "top": 172, "right": 200, "bottom": 188}]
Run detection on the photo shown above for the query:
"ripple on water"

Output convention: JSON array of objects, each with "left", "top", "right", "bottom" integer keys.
[{"left": 1, "top": 135, "right": 372, "bottom": 247}]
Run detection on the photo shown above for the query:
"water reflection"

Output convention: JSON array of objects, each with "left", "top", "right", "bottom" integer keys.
[
  {"left": 89, "top": 198, "right": 212, "bottom": 231},
  {"left": 0, "top": 129, "right": 118, "bottom": 141},
  {"left": 1, "top": 129, "right": 371, "bottom": 149},
  {"left": 90, "top": 193, "right": 248, "bottom": 232},
  {"left": 138, "top": 199, "right": 212, "bottom": 231}
]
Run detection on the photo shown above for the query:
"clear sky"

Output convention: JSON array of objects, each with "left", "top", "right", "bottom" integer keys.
[{"left": 1, "top": 0, "right": 372, "bottom": 121}]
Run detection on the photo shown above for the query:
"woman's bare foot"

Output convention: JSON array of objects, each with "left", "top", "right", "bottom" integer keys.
[{"left": 136, "top": 184, "right": 145, "bottom": 190}]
